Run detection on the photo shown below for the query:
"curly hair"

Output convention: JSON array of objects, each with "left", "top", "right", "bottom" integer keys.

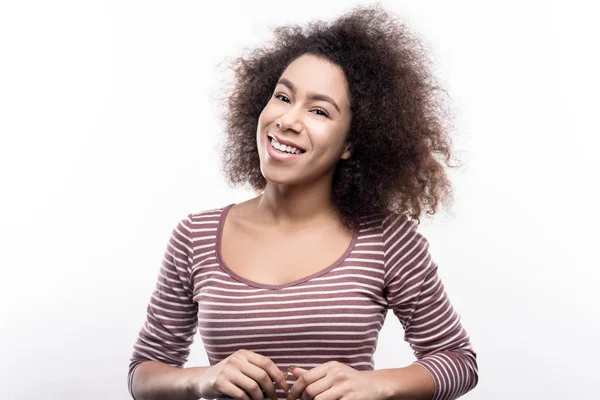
[{"left": 217, "top": 4, "right": 461, "bottom": 230}]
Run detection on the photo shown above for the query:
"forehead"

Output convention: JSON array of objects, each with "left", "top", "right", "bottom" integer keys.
[{"left": 279, "top": 54, "right": 350, "bottom": 109}]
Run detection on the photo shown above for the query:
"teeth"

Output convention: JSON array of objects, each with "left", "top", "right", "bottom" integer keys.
[{"left": 270, "top": 136, "right": 303, "bottom": 154}]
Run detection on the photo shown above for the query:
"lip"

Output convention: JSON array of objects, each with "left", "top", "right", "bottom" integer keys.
[
  {"left": 268, "top": 133, "right": 306, "bottom": 152},
  {"left": 266, "top": 135, "right": 304, "bottom": 162}
]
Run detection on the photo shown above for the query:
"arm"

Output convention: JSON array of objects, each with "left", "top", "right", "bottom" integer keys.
[
  {"left": 366, "top": 364, "right": 435, "bottom": 400},
  {"left": 128, "top": 216, "right": 204, "bottom": 400},
  {"left": 380, "top": 214, "right": 479, "bottom": 400},
  {"left": 131, "top": 362, "right": 210, "bottom": 400}
]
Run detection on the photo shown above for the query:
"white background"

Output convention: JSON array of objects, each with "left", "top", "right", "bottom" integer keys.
[{"left": 1, "top": 1, "right": 598, "bottom": 399}]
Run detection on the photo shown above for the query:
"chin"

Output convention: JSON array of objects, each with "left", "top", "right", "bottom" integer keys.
[
  {"left": 260, "top": 167, "right": 298, "bottom": 186},
  {"left": 262, "top": 172, "right": 293, "bottom": 186}
]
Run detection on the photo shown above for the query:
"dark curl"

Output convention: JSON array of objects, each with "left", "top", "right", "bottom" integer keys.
[{"left": 217, "top": 4, "right": 461, "bottom": 229}]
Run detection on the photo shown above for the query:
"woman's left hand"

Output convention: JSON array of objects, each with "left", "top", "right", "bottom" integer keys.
[{"left": 286, "top": 362, "right": 382, "bottom": 400}]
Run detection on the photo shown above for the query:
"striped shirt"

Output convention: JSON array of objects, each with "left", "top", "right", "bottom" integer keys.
[{"left": 128, "top": 203, "right": 478, "bottom": 400}]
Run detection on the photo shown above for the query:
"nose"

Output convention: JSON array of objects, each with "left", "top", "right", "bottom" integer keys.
[{"left": 276, "top": 105, "right": 303, "bottom": 133}]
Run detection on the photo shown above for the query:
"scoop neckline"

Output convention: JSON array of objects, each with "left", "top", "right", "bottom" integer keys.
[{"left": 215, "top": 203, "right": 360, "bottom": 290}]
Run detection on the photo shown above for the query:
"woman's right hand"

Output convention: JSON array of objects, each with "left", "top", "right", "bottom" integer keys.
[{"left": 191, "top": 349, "right": 290, "bottom": 400}]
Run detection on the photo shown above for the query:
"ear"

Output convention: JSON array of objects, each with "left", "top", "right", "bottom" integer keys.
[{"left": 340, "top": 142, "right": 352, "bottom": 160}]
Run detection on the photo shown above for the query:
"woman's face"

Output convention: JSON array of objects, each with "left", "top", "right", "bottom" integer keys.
[{"left": 257, "top": 53, "right": 352, "bottom": 187}]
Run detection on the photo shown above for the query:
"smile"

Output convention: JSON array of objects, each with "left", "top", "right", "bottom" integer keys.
[
  {"left": 267, "top": 134, "right": 306, "bottom": 154},
  {"left": 266, "top": 134, "right": 305, "bottom": 161}
]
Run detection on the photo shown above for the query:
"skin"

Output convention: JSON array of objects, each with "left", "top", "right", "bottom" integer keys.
[
  {"left": 246, "top": 53, "right": 436, "bottom": 400},
  {"left": 131, "top": 53, "right": 436, "bottom": 400},
  {"left": 254, "top": 53, "right": 352, "bottom": 229},
  {"left": 220, "top": 53, "right": 357, "bottom": 288}
]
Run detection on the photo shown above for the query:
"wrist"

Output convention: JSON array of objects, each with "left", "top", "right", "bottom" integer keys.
[
  {"left": 180, "top": 366, "right": 211, "bottom": 399},
  {"left": 368, "top": 366, "right": 435, "bottom": 400},
  {"left": 364, "top": 370, "right": 393, "bottom": 400}
]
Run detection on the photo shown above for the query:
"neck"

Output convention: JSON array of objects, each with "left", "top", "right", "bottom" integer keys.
[{"left": 257, "top": 175, "right": 339, "bottom": 229}]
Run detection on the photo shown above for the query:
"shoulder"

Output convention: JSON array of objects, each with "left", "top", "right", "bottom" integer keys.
[
  {"left": 377, "top": 212, "right": 437, "bottom": 287},
  {"left": 173, "top": 204, "right": 232, "bottom": 241},
  {"left": 374, "top": 211, "right": 420, "bottom": 244},
  {"left": 188, "top": 203, "right": 231, "bottom": 220},
  {"left": 378, "top": 211, "right": 432, "bottom": 262},
  {"left": 186, "top": 203, "right": 232, "bottom": 225}
]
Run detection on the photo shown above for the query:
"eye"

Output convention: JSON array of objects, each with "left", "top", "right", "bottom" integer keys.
[
  {"left": 312, "top": 108, "right": 329, "bottom": 118},
  {"left": 274, "top": 93, "right": 329, "bottom": 118},
  {"left": 274, "top": 93, "right": 291, "bottom": 103}
]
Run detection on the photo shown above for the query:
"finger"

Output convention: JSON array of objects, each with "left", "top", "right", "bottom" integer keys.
[
  {"left": 234, "top": 356, "right": 281, "bottom": 400},
  {"left": 287, "top": 365, "right": 328, "bottom": 400},
  {"left": 230, "top": 370, "right": 268, "bottom": 400},
  {"left": 315, "top": 385, "right": 345, "bottom": 400},
  {"left": 288, "top": 365, "right": 308, "bottom": 377},
  {"left": 298, "top": 376, "right": 333, "bottom": 400},
  {"left": 244, "top": 351, "right": 289, "bottom": 396},
  {"left": 217, "top": 378, "right": 252, "bottom": 400}
]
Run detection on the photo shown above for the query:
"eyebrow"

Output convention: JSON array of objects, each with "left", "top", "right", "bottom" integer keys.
[{"left": 276, "top": 78, "right": 342, "bottom": 114}]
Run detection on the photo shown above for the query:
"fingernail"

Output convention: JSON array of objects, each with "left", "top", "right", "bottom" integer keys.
[
  {"left": 287, "top": 365, "right": 297, "bottom": 373},
  {"left": 280, "top": 379, "right": 289, "bottom": 392}
]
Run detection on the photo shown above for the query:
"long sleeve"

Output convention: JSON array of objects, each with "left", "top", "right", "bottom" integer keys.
[
  {"left": 127, "top": 215, "right": 199, "bottom": 398},
  {"left": 382, "top": 214, "right": 478, "bottom": 400}
]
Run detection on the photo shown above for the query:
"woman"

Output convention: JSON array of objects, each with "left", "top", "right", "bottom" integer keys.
[{"left": 128, "top": 4, "right": 478, "bottom": 400}]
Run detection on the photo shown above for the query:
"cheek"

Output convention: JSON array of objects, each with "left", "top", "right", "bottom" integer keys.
[
  {"left": 311, "top": 128, "right": 346, "bottom": 153},
  {"left": 256, "top": 109, "right": 270, "bottom": 140},
  {"left": 259, "top": 100, "right": 278, "bottom": 120},
  {"left": 257, "top": 108, "right": 266, "bottom": 127}
]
